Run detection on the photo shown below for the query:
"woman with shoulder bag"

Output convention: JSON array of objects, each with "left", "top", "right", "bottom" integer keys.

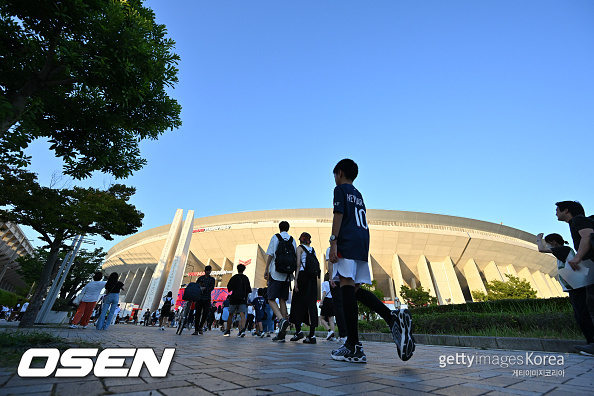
[
  {"left": 96, "top": 272, "right": 125, "bottom": 330},
  {"left": 159, "top": 291, "right": 174, "bottom": 330},
  {"left": 69, "top": 272, "right": 106, "bottom": 329}
]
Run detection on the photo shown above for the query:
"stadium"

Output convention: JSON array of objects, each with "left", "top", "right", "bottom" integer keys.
[{"left": 101, "top": 208, "right": 562, "bottom": 313}]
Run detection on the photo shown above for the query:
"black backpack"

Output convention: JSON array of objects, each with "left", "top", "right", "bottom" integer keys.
[
  {"left": 274, "top": 234, "right": 297, "bottom": 275},
  {"left": 300, "top": 245, "right": 321, "bottom": 279},
  {"left": 182, "top": 282, "right": 202, "bottom": 302}
]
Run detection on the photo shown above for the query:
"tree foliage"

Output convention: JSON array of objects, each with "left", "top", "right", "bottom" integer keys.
[
  {"left": 358, "top": 280, "right": 385, "bottom": 322},
  {"left": 0, "top": 164, "right": 143, "bottom": 326},
  {"left": 399, "top": 284, "right": 438, "bottom": 308},
  {"left": 16, "top": 246, "right": 106, "bottom": 301},
  {"left": 471, "top": 274, "right": 538, "bottom": 301},
  {"left": 0, "top": 0, "right": 182, "bottom": 178}
]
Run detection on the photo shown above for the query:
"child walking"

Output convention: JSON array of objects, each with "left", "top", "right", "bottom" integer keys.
[{"left": 328, "top": 159, "right": 415, "bottom": 363}]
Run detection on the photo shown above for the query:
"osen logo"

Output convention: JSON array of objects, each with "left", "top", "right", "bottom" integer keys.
[{"left": 18, "top": 348, "right": 175, "bottom": 378}]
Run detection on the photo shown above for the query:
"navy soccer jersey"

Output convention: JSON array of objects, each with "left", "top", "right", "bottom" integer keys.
[{"left": 333, "top": 183, "right": 370, "bottom": 261}]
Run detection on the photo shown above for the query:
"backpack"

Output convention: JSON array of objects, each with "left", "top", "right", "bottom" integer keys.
[
  {"left": 182, "top": 282, "right": 202, "bottom": 302},
  {"left": 274, "top": 234, "right": 297, "bottom": 276},
  {"left": 163, "top": 297, "right": 172, "bottom": 309},
  {"left": 300, "top": 245, "right": 321, "bottom": 279}
]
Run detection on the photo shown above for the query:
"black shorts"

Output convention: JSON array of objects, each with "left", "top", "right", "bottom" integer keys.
[
  {"left": 320, "top": 298, "right": 334, "bottom": 317},
  {"left": 267, "top": 278, "right": 290, "bottom": 301}
]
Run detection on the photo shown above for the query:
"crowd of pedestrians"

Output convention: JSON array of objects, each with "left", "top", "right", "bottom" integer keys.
[{"left": 13, "top": 158, "right": 594, "bottom": 366}]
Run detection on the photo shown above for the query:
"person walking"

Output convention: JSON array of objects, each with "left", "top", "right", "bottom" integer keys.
[
  {"left": 289, "top": 232, "right": 320, "bottom": 344},
  {"left": 70, "top": 272, "right": 106, "bottom": 329},
  {"left": 319, "top": 272, "right": 337, "bottom": 341},
  {"left": 143, "top": 309, "right": 151, "bottom": 326},
  {"left": 225, "top": 264, "right": 251, "bottom": 337},
  {"left": 159, "top": 291, "right": 174, "bottom": 330},
  {"left": 96, "top": 272, "right": 124, "bottom": 330},
  {"left": 192, "top": 265, "right": 215, "bottom": 335},
  {"left": 326, "top": 247, "right": 347, "bottom": 344},
  {"left": 264, "top": 221, "right": 297, "bottom": 342},
  {"left": 328, "top": 159, "right": 415, "bottom": 363}
]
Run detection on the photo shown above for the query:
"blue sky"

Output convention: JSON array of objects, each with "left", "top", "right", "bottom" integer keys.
[{"left": 24, "top": 0, "right": 594, "bottom": 254}]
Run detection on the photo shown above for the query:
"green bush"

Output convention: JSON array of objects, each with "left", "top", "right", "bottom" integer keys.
[
  {"left": 0, "top": 289, "right": 23, "bottom": 308},
  {"left": 51, "top": 297, "right": 75, "bottom": 312},
  {"left": 412, "top": 311, "right": 580, "bottom": 337},
  {"left": 410, "top": 297, "right": 573, "bottom": 315}
]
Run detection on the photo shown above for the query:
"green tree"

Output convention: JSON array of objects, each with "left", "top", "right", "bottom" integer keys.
[
  {"left": 0, "top": 164, "right": 143, "bottom": 327},
  {"left": 357, "top": 280, "right": 384, "bottom": 322},
  {"left": 400, "top": 284, "right": 438, "bottom": 308},
  {"left": 59, "top": 248, "right": 106, "bottom": 300},
  {"left": 18, "top": 247, "right": 106, "bottom": 301},
  {"left": 472, "top": 274, "right": 538, "bottom": 301},
  {"left": 0, "top": 0, "right": 181, "bottom": 179}
]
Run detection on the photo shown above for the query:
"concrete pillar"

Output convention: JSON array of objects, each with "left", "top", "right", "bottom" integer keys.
[
  {"left": 544, "top": 273, "right": 564, "bottom": 297},
  {"left": 162, "top": 210, "right": 195, "bottom": 307},
  {"left": 417, "top": 255, "right": 436, "bottom": 297},
  {"left": 134, "top": 267, "right": 154, "bottom": 306},
  {"left": 463, "top": 258, "right": 487, "bottom": 301},
  {"left": 517, "top": 267, "right": 543, "bottom": 298},
  {"left": 484, "top": 261, "right": 504, "bottom": 283},
  {"left": 532, "top": 270, "right": 553, "bottom": 298},
  {"left": 142, "top": 209, "right": 184, "bottom": 312},
  {"left": 391, "top": 254, "right": 405, "bottom": 304},
  {"left": 429, "top": 257, "right": 465, "bottom": 304},
  {"left": 499, "top": 264, "right": 518, "bottom": 278},
  {"left": 124, "top": 268, "right": 143, "bottom": 303}
]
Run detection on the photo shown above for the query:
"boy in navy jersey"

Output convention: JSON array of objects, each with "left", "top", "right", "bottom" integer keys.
[{"left": 328, "top": 159, "right": 415, "bottom": 363}]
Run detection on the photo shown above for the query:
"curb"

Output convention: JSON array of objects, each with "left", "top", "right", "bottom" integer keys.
[{"left": 289, "top": 331, "right": 584, "bottom": 354}]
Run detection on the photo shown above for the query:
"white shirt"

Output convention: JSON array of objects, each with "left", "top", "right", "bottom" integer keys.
[
  {"left": 299, "top": 245, "right": 313, "bottom": 271},
  {"left": 266, "top": 231, "right": 297, "bottom": 281},
  {"left": 80, "top": 280, "right": 108, "bottom": 302},
  {"left": 321, "top": 281, "right": 332, "bottom": 299}
]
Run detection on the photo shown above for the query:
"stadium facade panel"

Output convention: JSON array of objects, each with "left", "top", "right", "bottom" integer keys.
[{"left": 102, "top": 209, "right": 562, "bottom": 313}]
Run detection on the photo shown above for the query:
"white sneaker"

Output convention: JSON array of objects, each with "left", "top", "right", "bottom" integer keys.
[
  {"left": 82, "top": 325, "right": 88, "bottom": 329},
  {"left": 326, "top": 331, "right": 335, "bottom": 341},
  {"left": 69, "top": 324, "right": 78, "bottom": 329},
  {"left": 337, "top": 336, "right": 347, "bottom": 344},
  {"left": 161, "top": 326, "right": 165, "bottom": 331}
]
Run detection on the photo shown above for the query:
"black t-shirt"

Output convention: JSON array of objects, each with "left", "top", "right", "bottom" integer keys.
[
  {"left": 550, "top": 246, "right": 572, "bottom": 264},
  {"left": 569, "top": 215, "right": 594, "bottom": 261},
  {"left": 333, "top": 183, "right": 370, "bottom": 261},
  {"left": 227, "top": 273, "right": 251, "bottom": 304},
  {"left": 106, "top": 281, "right": 124, "bottom": 294}
]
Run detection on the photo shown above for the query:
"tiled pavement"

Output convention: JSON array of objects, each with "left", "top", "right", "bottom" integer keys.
[{"left": 0, "top": 324, "right": 593, "bottom": 396}]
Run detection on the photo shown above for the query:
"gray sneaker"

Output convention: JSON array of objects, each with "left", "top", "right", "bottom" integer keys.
[
  {"left": 331, "top": 343, "right": 366, "bottom": 363},
  {"left": 390, "top": 309, "right": 415, "bottom": 361},
  {"left": 574, "top": 344, "right": 594, "bottom": 356}
]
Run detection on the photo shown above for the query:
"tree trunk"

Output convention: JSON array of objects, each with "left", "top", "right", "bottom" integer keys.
[{"left": 18, "top": 242, "right": 61, "bottom": 327}]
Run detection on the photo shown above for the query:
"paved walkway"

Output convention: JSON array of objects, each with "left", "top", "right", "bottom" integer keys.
[{"left": 0, "top": 323, "right": 592, "bottom": 396}]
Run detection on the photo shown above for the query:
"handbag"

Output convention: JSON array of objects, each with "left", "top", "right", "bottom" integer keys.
[{"left": 69, "top": 291, "right": 85, "bottom": 307}]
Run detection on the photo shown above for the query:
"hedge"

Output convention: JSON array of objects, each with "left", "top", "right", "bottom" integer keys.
[
  {"left": 410, "top": 297, "right": 573, "bottom": 315},
  {"left": 412, "top": 311, "right": 580, "bottom": 335},
  {"left": 0, "top": 289, "right": 23, "bottom": 308}
]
